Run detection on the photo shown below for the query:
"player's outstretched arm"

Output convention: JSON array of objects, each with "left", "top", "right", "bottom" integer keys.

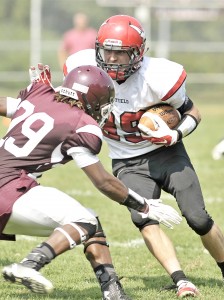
[{"left": 82, "top": 161, "right": 182, "bottom": 229}]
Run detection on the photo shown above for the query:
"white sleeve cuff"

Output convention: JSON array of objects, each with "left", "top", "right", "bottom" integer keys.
[
  {"left": 68, "top": 146, "right": 99, "bottom": 168},
  {"left": 6, "top": 97, "right": 21, "bottom": 118}
]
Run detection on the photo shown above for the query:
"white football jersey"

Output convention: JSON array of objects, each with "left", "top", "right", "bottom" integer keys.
[{"left": 65, "top": 49, "right": 187, "bottom": 159}]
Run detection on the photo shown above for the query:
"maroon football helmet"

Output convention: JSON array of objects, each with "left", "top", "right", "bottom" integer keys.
[
  {"left": 60, "top": 65, "right": 115, "bottom": 127},
  {"left": 95, "top": 15, "right": 146, "bottom": 81}
]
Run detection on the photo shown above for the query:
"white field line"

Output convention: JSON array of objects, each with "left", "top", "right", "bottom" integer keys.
[
  {"left": 16, "top": 235, "right": 208, "bottom": 254},
  {"left": 66, "top": 189, "right": 224, "bottom": 204},
  {"left": 65, "top": 189, "right": 94, "bottom": 196},
  {"left": 16, "top": 191, "right": 222, "bottom": 247}
]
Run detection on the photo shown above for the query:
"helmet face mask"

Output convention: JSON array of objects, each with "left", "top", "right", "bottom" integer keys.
[
  {"left": 96, "top": 15, "right": 146, "bottom": 81},
  {"left": 96, "top": 46, "right": 140, "bottom": 80},
  {"left": 98, "top": 101, "right": 114, "bottom": 128},
  {"left": 60, "top": 65, "right": 115, "bottom": 127},
  {"left": 80, "top": 85, "right": 114, "bottom": 128}
]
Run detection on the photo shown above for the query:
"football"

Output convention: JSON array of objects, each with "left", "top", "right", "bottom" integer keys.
[{"left": 139, "top": 103, "right": 181, "bottom": 131}]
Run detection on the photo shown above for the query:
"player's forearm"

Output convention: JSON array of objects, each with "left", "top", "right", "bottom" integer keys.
[
  {"left": 176, "top": 104, "right": 201, "bottom": 140},
  {"left": 94, "top": 173, "right": 147, "bottom": 213},
  {"left": 183, "top": 104, "right": 201, "bottom": 124},
  {"left": 83, "top": 162, "right": 147, "bottom": 212}
]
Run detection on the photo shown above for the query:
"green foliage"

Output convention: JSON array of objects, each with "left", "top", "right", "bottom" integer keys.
[{"left": 0, "top": 88, "right": 224, "bottom": 299}]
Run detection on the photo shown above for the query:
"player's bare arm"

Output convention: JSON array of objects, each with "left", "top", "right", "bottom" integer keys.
[
  {"left": 82, "top": 161, "right": 182, "bottom": 229},
  {"left": 82, "top": 161, "right": 129, "bottom": 204},
  {"left": 183, "top": 103, "right": 201, "bottom": 124}
]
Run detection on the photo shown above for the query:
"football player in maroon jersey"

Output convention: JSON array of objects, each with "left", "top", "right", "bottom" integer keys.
[{"left": 0, "top": 64, "right": 181, "bottom": 299}]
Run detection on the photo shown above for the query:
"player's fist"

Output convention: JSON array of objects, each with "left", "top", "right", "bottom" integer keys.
[{"left": 138, "top": 113, "right": 178, "bottom": 146}]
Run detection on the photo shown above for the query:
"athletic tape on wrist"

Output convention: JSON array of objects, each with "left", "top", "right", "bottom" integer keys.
[
  {"left": 122, "top": 188, "right": 146, "bottom": 212},
  {"left": 176, "top": 114, "right": 198, "bottom": 140}
]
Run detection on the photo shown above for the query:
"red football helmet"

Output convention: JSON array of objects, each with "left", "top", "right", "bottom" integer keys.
[
  {"left": 60, "top": 65, "right": 115, "bottom": 127},
  {"left": 95, "top": 15, "right": 146, "bottom": 81}
]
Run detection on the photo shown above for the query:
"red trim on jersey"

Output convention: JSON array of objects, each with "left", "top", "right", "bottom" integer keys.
[{"left": 161, "top": 69, "right": 187, "bottom": 101}]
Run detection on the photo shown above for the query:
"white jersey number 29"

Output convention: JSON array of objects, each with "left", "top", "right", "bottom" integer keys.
[{"left": 0, "top": 100, "right": 54, "bottom": 157}]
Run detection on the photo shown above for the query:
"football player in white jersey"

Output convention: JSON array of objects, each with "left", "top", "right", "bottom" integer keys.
[
  {"left": 64, "top": 14, "right": 224, "bottom": 298},
  {"left": 0, "top": 64, "right": 182, "bottom": 300}
]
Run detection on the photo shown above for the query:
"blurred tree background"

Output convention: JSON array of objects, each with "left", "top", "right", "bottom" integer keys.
[{"left": 0, "top": 0, "right": 223, "bottom": 101}]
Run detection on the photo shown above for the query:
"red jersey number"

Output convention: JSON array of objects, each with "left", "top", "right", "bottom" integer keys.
[{"left": 103, "top": 110, "right": 145, "bottom": 143}]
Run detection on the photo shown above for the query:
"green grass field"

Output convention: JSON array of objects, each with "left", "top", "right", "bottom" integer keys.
[{"left": 0, "top": 85, "right": 224, "bottom": 299}]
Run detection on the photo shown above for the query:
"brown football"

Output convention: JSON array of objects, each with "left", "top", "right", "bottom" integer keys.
[{"left": 139, "top": 104, "right": 181, "bottom": 131}]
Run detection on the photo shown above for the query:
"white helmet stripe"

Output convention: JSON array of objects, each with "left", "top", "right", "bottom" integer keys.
[
  {"left": 72, "top": 82, "right": 89, "bottom": 94},
  {"left": 130, "top": 24, "right": 145, "bottom": 39}
]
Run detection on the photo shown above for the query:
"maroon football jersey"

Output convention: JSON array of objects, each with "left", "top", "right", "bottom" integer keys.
[{"left": 0, "top": 83, "right": 102, "bottom": 188}]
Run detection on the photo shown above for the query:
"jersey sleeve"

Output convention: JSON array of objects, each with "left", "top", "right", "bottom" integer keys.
[
  {"left": 69, "top": 147, "right": 100, "bottom": 168},
  {"left": 6, "top": 97, "right": 22, "bottom": 118},
  {"left": 6, "top": 84, "right": 33, "bottom": 118},
  {"left": 7, "top": 84, "right": 37, "bottom": 118},
  {"left": 65, "top": 115, "right": 103, "bottom": 168},
  {"left": 145, "top": 57, "right": 187, "bottom": 109},
  {"left": 64, "top": 49, "right": 97, "bottom": 75},
  {"left": 163, "top": 81, "right": 187, "bottom": 110}
]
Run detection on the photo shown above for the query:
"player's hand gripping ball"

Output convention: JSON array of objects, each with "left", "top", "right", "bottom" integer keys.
[
  {"left": 138, "top": 104, "right": 181, "bottom": 146},
  {"left": 139, "top": 104, "right": 180, "bottom": 130}
]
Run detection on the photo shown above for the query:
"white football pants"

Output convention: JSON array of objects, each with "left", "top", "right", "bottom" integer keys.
[{"left": 3, "top": 185, "right": 97, "bottom": 237}]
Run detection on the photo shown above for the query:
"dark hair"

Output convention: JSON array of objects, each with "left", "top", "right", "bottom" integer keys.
[{"left": 54, "top": 92, "right": 84, "bottom": 110}]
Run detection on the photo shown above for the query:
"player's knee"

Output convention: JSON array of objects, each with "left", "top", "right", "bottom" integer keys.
[
  {"left": 184, "top": 211, "right": 214, "bottom": 235},
  {"left": 54, "top": 221, "right": 97, "bottom": 249},
  {"left": 83, "top": 217, "right": 109, "bottom": 261},
  {"left": 131, "top": 209, "right": 159, "bottom": 230},
  {"left": 76, "top": 221, "right": 97, "bottom": 239}
]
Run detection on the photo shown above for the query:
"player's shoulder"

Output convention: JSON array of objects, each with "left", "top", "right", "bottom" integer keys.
[
  {"left": 140, "top": 56, "right": 186, "bottom": 86},
  {"left": 75, "top": 109, "right": 101, "bottom": 134},
  {"left": 139, "top": 56, "right": 186, "bottom": 100},
  {"left": 74, "top": 110, "right": 103, "bottom": 152},
  {"left": 19, "top": 82, "right": 53, "bottom": 100},
  {"left": 65, "top": 49, "right": 97, "bottom": 74},
  {"left": 78, "top": 110, "right": 98, "bottom": 126},
  {"left": 67, "top": 49, "right": 96, "bottom": 61},
  {"left": 141, "top": 56, "right": 184, "bottom": 77}
]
